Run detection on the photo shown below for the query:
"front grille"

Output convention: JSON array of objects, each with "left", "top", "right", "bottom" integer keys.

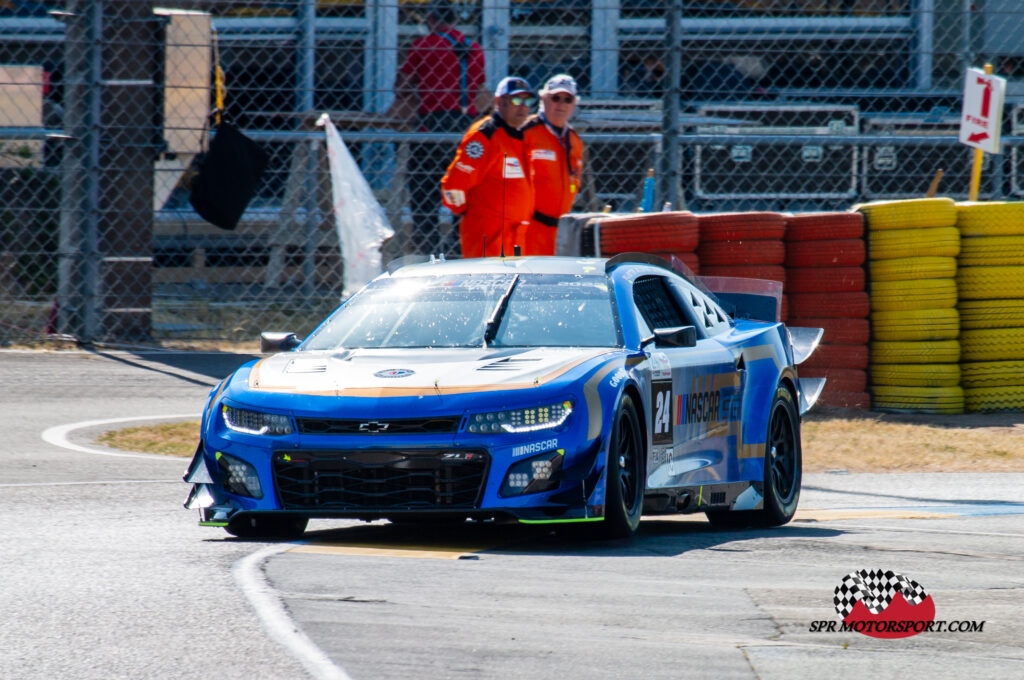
[
  {"left": 273, "top": 449, "right": 489, "bottom": 510},
  {"left": 295, "top": 415, "right": 461, "bottom": 435}
]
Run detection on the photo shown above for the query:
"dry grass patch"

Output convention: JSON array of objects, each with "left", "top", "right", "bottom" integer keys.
[
  {"left": 97, "top": 421, "right": 199, "bottom": 458},
  {"left": 803, "top": 408, "right": 1024, "bottom": 472}
]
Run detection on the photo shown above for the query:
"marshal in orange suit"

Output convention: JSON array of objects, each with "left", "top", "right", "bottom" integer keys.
[
  {"left": 440, "top": 77, "right": 537, "bottom": 258},
  {"left": 520, "top": 74, "right": 584, "bottom": 255}
]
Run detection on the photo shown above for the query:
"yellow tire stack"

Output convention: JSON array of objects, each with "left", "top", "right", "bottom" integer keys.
[
  {"left": 858, "top": 198, "right": 964, "bottom": 413},
  {"left": 956, "top": 202, "right": 1024, "bottom": 412}
]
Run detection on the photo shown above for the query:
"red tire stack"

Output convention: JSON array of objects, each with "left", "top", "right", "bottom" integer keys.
[
  {"left": 596, "top": 212, "right": 700, "bottom": 273},
  {"left": 784, "top": 212, "right": 871, "bottom": 409},
  {"left": 696, "top": 212, "right": 787, "bottom": 301}
]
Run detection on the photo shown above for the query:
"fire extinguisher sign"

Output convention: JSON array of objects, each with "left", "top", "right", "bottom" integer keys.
[{"left": 959, "top": 67, "right": 1006, "bottom": 154}]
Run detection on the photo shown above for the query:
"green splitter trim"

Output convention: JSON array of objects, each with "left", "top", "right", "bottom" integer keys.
[{"left": 199, "top": 521, "right": 229, "bottom": 527}]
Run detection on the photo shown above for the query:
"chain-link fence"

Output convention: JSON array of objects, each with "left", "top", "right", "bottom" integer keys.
[{"left": 2, "top": 1, "right": 1024, "bottom": 345}]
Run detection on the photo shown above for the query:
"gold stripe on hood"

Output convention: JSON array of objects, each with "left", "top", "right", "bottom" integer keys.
[{"left": 248, "top": 351, "right": 615, "bottom": 397}]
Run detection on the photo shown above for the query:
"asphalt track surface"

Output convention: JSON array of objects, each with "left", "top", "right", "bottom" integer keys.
[{"left": 1, "top": 350, "right": 1022, "bottom": 679}]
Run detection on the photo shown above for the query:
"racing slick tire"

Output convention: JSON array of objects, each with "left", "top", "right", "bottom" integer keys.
[
  {"left": 601, "top": 394, "right": 645, "bottom": 538},
  {"left": 226, "top": 513, "right": 309, "bottom": 539},
  {"left": 707, "top": 386, "right": 801, "bottom": 529}
]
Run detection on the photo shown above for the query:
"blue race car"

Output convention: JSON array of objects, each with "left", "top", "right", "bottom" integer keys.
[{"left": 184, "top": 254, "right": 824, "bottom": 538}]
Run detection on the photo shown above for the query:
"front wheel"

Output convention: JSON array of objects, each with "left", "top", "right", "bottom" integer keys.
[
  {"left": 707, "top": 385, "right": 801, "bottom": 529},
  {"left": 600, "top": 394, "right": 645, "bottom": 538},
  {"left": 226, "top": 513, "right": 309, "bottom": 539}
]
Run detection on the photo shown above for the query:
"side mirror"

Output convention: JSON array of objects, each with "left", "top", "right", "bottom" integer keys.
[
  {"left": 260, "top": 332, "right": 302, "bottom": 353},
  {"left": 652, "top": 325, "right": 697, "bottom": 348}
]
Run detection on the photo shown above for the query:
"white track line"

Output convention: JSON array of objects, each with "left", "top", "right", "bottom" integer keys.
[
  {"left": 234, "top": 545, "right": 354, "bottom": 680},
  {"left": 41, "top": 414, "right": 199, "bottom": 460}
]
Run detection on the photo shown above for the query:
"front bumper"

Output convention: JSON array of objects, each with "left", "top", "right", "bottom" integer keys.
[{"left": 184, "top": 432, "right": 607, "bottom": 526}]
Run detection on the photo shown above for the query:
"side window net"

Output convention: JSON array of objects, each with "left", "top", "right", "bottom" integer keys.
[{"left": 633, "top": 276, "right": 686, "bottom": 329}]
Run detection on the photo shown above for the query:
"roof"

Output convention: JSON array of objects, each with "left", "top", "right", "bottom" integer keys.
[{"left": 387, "top": 255, "right": 610, "bottom": 278}]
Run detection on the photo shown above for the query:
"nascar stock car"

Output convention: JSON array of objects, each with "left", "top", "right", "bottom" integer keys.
[{"left": 184, "top": 254, "right": 824, "bottom": 539}]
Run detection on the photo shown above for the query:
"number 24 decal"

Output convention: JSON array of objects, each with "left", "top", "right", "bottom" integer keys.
[{"left": 652, "top": 380, "right": 672, "bottom": 445}]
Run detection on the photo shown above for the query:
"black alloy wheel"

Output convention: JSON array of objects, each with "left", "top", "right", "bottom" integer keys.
[
  {"left": 706, "top": 385, "right": 801, "bottom": 529},
  {"left": 602, "top": 394, "right": 644, "bottom": 538}
]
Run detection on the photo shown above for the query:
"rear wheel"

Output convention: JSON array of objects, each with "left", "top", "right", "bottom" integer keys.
[
  {"left": 601, "top": 395, "right": 645, "bottom": 538},
  {"left": 226, "top": 513, "right": 309, "bottom": 539},
  {"left": 707, "top": 386, "right": 801, "bottom": 529}
]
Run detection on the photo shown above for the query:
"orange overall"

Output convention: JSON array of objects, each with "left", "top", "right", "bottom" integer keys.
[
  {"left": 520, "top": 115, "right": 584, "bottom": 255},
  {"left": 441, "top": 113, "right": 533, "bottom": 258}
]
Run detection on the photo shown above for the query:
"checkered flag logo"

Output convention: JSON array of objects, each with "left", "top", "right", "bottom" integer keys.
[{"left": 834, "top": 569, "right": 929, "bottom": 618}]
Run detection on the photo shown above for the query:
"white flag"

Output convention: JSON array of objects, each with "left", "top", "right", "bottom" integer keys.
[{"left": 317, "top": 113, "right": 395, "bottom": 294}]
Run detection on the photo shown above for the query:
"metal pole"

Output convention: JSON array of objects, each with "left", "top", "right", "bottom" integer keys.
[
  {"left": 662, "top": 0, "right": 683, "bottom": 210},
  {"left": 914, "top": 0, "right": 934, "bottom": 90},
  {"left": 298, "top": 1, "right": 317, "bottom": 296}
]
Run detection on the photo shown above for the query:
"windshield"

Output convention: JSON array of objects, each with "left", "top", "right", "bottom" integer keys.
[{"left": 303, "top": 273, "right": 620, "bottom": 349}]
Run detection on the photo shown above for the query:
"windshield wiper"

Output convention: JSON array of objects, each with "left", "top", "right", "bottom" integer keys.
[{"left": 483, "top": 275, "right": 520, "bottom": 347}]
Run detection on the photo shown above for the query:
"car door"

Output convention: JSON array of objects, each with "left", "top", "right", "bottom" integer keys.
[{"left": 632, "top": 274, "right": 743, "bottom": 489}]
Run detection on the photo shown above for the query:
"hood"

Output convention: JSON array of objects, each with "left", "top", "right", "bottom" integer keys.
[{"left": 244, "top": 347, "right": 614, "bottom": 397}]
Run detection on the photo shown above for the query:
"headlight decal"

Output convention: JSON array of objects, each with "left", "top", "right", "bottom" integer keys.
[
  {"left": 222, "top": 405, "right": 293, "bottom": 436},
  {"left": 467, "top": 401, "right": 573, "bottom": 434}
]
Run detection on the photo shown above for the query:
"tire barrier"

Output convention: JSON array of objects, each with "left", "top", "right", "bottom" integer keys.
[
  {"left": 959, "top": 328, "right": 1024, "bottom": 362},
  {"left": 870, "top": 308, "right": 960, "bottom": 342},
  {"left": 696, "top": 212, "right": 786, "bottom": 241},
  {"left": 867, "top": 226, "right": 961, "bottom": 260},
  {"left": 696, "top": 213, "right": 786, "bottom": 269},
  {"left": 960, "top": 361, "right": 1024, "bottom": 388},
  {"left": 785, "top": 212, "right": 869, "bottom": 409},
  {"left": 788, "top": 292, "right": 870, "bottom": 318},
  {"left": 964, "top": 386, "right": 1024, "bottom": 413},
  {"left": 958, "top": 235, "right": 1024, "bottom": 266},
  {"left": 955, "top": 201, "right": 1024, "bottom": 236},
  {"left": 869, "top": 278, "right": 958, "bottom": 312},
  {"left": 783, "top": 212, "right": 864, "bottom": 242},
  {"left": 802, "top": 343, "right": 869, "bottom": 370},
  {"left": 958, "top": 299, "right": 1024, "bottom": 329},
  {"left": 785, "top": 267, "right": 863, "bottom": 293},
  {"left": 869, "top": 363, "right": 961, "bottom": 388},
  {"left": 955, "top": 201, "right": 1024, "bottom": 412},
  {"left": 869, "top": 256, "right": 957, "bottom": 282},
  {"left": 869, "top": 340, "right": 961, "bottom": 365},
  {"left": 695, "top": 239, "right": 787, "bottom": 266},
  {"left": 855, "top": 197, "right": 957, "bottom": 231},
  {"left": 787, "top": 317, "right": 869, "bottom": 345},
  {"left": 859, "top": 199, "right": 963, "bottom": 413},
  {"left": 598, "top": 212, "right": 700, "bottom": 254},
  {"left": 575, "top": 202, "right": 1024, "bottom": 415},
  {"left": 956, "top": 266, "right": 1024, "bottom": 300},
  {"left": 871, "top": 385, "right": 965, "bottom": 415},
  {"left": 783, "top": 239, "right": 865, "bottom": 267}
]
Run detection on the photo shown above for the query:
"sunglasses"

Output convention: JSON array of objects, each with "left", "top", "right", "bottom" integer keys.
[
  {"left": 549, "top": 94, "right": 575, "bottom": 104},
  {"left": 509, "top": 95, "right": 536, "bottom": 107}
]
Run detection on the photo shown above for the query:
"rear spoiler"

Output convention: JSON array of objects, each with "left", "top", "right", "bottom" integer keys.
[{"left": 697, "top": 276, "right": 783, "bottom": 323}]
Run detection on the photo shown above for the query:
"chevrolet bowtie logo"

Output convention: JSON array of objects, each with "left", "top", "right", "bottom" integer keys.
[{"left": 359, "top": 421, "right": 390, "bottom": 433}]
